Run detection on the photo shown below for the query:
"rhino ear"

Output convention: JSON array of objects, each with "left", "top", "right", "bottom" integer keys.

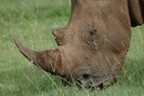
[{"left": 14, "top": 38, "right": 62, "bottom": 75}]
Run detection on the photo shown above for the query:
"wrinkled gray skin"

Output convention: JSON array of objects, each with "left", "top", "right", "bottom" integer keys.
[{"left": 15, "top": 0, "right": 144, "bottom": 89}]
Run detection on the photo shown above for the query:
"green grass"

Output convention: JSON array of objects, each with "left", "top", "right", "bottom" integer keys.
[{"left": 0, "top": 0, "right": 144, "bottom": 96}]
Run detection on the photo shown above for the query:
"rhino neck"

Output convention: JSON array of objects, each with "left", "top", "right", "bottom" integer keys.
[{"left": 70, "top": 0, "right": 130, "bottom": 24}]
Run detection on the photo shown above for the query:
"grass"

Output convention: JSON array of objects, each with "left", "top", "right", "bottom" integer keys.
[{"left": 0, "top": 0, "right": 144, "bottom": 96}]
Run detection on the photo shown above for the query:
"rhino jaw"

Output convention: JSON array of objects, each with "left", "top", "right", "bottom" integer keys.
[{"left": 14, "top": 38, "right": 64, "bottom": 76}]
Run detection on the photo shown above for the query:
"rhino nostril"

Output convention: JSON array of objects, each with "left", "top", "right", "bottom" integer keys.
[{"left": 82, "top": 74, "right": 90, "bottom": 80}]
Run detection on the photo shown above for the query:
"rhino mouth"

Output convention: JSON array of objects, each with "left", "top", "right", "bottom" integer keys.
[
  {"left": 70, "top": 64, "right": 117, "bottom": 89},
  {"left": 76, "top": 75, "right": 116, "bottom": 89}
]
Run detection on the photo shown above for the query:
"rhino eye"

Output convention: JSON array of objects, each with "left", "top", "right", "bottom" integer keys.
[{"left": 90, "top": 29, "right": 97, "bottom": 36}]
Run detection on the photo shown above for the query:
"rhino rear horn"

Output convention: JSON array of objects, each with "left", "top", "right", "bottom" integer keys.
[{"left": 14, "top": 38, "right": 62, "bottom": 75}]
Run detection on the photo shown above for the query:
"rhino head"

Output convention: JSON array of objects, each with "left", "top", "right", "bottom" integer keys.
[{"left": 15, "top": 0, "right": 144, "bottom": 88}]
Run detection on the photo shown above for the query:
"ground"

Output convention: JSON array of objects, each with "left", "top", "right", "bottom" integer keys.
[{"left": 0, "top": 0, "right": 144, "bottom": 96}]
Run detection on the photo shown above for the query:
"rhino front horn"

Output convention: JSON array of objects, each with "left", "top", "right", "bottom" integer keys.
[{"left": 14, "top": 38, "right": 63, "bottom": 75}]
